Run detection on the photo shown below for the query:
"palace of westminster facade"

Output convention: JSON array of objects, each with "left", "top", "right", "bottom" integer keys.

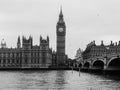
[{"left": 0, "top": 9, "right": 67, "bottom": 68}]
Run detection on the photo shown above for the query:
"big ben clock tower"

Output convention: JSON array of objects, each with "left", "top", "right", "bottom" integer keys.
[{"left": 56, "top": 8, "right": 66, "bottom": 65}]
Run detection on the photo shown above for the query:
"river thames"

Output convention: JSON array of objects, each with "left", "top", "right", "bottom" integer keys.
[{"left": 0, "top": 70, "right": 120, "bottom": 90}]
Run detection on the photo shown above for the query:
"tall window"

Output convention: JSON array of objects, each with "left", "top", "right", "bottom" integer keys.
[{"left": 42, "top": 52, "right": 46, "bottom": 64}]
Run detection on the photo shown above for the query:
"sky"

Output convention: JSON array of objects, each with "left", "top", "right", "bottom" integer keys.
[{"left": 0, "top": 0, "right": 120, "bottom": 59}]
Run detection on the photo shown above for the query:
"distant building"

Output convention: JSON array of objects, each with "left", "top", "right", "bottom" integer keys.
[{"left": 82, "top": 40, "right": 120, "bottom": 60}]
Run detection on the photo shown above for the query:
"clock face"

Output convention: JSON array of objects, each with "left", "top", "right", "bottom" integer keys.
[{"left": 58, "top": 28, "right": 64, "bottom": 32}]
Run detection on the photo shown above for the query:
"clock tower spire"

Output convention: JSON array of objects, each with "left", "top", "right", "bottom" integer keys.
[
  {"left": 56, "top": 7, "right": 66, "bottom": 66},
  {"left": 57, "top": 7, "right": 65, "bottom": 26}
]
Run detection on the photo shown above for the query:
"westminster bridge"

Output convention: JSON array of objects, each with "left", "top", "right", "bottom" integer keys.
[
  {"left": 73, "top": 54, "right": 120, "bottom": 71},
  {"left": 73, "top": 41, "right": 120, "bottom": 71}
]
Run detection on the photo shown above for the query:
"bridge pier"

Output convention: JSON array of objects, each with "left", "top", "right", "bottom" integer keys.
[
  {"left": 104, "top": 58, "right": 107, "bottom": 70},
  {"left": 104, "top": 65, "right": 107, "bottom": 70},
  {"left": 89, "top": 65, "right": 92, "bottom": 69}
]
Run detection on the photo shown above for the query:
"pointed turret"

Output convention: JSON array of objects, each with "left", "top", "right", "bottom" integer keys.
[
  {"left": 29, "top": 35, "right": 33, "bottom": 47},
  {"left": 17, "top": 36, "right": 21, "bottom": 48},
  {"left": 1, "top": 38, "right": 7, "bottom": 48},
  {"left": 40, "top": 36, "right": 42, "bottom": 41},
  {"left": 57, "top": 7, "right": 65, "bottom": 25},
  {"left": 101, "top": 40, "right": 104, "bottom": 46},
  {"left": 59, "top": 6, "right": 63, "bottom": 18},
  {"left": 47, "top": 36, "right": 49, "bottom": 42}
]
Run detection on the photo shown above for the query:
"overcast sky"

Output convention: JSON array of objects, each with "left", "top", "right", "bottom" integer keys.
[{"left": 0, "top": 0, "right": 120, "bottom": 59}]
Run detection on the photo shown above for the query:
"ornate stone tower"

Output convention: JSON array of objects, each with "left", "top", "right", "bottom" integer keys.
[
  {"left": 22, "top": 36, "right": 32, "bottom": 68},
  {"left": 17, "top": 36, "right": 21, "bottom": 48},
  {"left": 56, "top": 8, "right": 66, "bottom": 65},
  {"left": 40, "top": 36, "right": 52, "bottom": 68}
]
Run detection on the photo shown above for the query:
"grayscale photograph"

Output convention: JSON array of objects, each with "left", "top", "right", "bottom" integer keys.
[{"left": 0, "top": 0, "right": 120, "bottom": 90}]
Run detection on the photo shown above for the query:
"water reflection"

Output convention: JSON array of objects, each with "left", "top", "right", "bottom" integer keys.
[
  {"left": 54, "top": 71, "right": 68, "bottom": 89},
  {"left": 0, "top": 70, "right": 119, "bottom": 90},
  {"left": 18, "top": 71, "right": 56, "bottom": 89}
]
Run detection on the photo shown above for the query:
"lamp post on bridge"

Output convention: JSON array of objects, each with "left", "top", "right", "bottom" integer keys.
[{"left": 104, "top": 46, "right": 110, "bottom": 70}]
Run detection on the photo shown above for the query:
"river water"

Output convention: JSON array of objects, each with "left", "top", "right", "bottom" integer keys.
[{"left": 0, "top": 70, "right": 120, "bottom": 90}]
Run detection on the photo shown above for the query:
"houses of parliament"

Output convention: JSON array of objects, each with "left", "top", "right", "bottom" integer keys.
[{"left": 0, "top": 9, "right": 68, "bottom": 69}]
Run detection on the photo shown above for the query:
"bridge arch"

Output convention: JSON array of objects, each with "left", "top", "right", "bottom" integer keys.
[
  {"left": 107, "top": 57, "right": 120, "bottom": 70},
  {"left": 83, "top": 62, "right": 90, "bottom": 68},
  {"left": 92, "top": 59, "right": 104, "bottom": 65},
  {"left": 74, "top": 63, "right": 78, "bottom": 68},
  {"left": 78, "top": 63, "right": 83, "bottom": 68},
  {"left": 92, "top": 60, "right": 104, "bottom": 69}
]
